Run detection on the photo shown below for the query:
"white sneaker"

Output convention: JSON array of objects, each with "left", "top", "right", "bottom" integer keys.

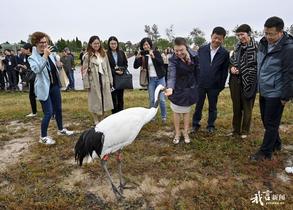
[
  {"left": 285, "top": 167, "right": 293, "bottom": 174},
  {"left": 241, "top": 134, "right": 248, "bottom": 139},
  {"left": 26, "top": 113, "right": 37, "bottom": 117},
  {"left": 39, "top": 136, "right": 55, "bottom": 145},
  {"left": 57, "top": 128, "right": 74, "bottom": 136}
]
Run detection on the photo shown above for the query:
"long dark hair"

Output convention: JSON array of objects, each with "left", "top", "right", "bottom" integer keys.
[
  {"left": 87, "top": 35, "right": 106, "bottom": 57},
  {"left": 139, "top": 37, "right": 153, "bottom": 50},
  {"left": 107, "top": 36, "right": 120, "bottom": 52}
]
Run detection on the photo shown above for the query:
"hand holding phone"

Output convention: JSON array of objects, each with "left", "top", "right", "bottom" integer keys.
[{"left": 43, "top": 46, "right": 52, "bottom": 58}]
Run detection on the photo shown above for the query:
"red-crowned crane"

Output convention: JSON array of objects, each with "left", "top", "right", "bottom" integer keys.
[{"left": 75, "top": 84, "right": 166, "bottom": 199}]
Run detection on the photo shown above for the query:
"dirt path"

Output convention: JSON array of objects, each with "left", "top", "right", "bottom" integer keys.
[{"left": 0, "top": 121, "right": 35, "bottom": 172}]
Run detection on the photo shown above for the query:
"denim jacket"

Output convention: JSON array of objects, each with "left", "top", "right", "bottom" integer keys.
[{"left": 28, "top": 47, "right": 61, "bottom": 101}]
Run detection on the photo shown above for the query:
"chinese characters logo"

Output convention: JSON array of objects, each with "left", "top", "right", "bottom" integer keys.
[{"left": 250, "top": 190, "right": 286, "bottom": 206}]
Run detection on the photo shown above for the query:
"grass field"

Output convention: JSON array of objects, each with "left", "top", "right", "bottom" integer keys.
[{"left": 0, "top": 89, "right": 292, "bottom": 209}]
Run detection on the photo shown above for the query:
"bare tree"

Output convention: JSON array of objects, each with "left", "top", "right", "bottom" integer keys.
[
  {"left": 152, "top": 24, "right": 160, "bottom": 42},
  {"left": 166, "top": 24, "right": 175, "bottom": 42},
  {"left": 144, "top": 25, "right": 153, "bottom": 40},
  {"left": 190, "top": 27, "right": 205, "bottom": 37},
  {"left": 189, "top": 27, "right": 206, "bottom": 47},
  {"left": 144, "top": 24, "right": 160, "bottom": 42}
]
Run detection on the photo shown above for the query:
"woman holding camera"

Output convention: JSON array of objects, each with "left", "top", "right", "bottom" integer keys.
[
  {"left": 28, "top": 32, "right": 73, "bottom": 145},
  {"left": 133, "top": 37, "right": 167, "bottom": 123},
  {"left": 106, "top": 36, "right": 128, "bottom": 114},
  {"left": 82, "top": 35, "right": 113, "bottom": 125}
]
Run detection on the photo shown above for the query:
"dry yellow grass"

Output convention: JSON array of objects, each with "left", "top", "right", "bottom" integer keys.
[{"left": 0, "top": 89, "right": 292, "bottom": 209}]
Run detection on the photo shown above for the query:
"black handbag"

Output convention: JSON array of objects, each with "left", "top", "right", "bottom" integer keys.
[
  {"left": 114, "top": 69, "right": 133, "bottom": 90},
  {"left": 24, "top": 69, "right": 36, "bottom": 83}
]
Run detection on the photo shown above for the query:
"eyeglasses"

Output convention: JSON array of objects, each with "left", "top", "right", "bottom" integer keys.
[
  {"left": 264, "top": 31, "right": 279, "bottom": 37},
  {"left": 38, "top": 41, "right": 48, "bottom": 45},
  {"left": 236, "top": 32, "right": 248, "bottom": 38}
]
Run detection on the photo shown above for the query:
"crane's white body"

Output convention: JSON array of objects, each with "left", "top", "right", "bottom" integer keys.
[
  {"left": 86, "top": 84, "right": 165, "bottom": 162},
  {"left": 76, "top": 84, "right": 165, "bottom": 198},
  {"left": 96, "top": 107, "right": 157, "bottom": 157}
]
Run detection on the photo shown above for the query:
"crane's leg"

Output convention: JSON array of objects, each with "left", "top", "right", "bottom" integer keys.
[
  {"left": 100, "top": 155, "right": 124, "bottom": 199},
  {"left": 116, "top": 151, "right": 126, "bottom": 194}
]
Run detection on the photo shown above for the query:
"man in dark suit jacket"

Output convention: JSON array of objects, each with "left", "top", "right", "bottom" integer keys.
[
  {"left": 3, "top": 49, "right": 18, "bottom": 90},
  {"left": 192, "top": 27, "right": 230, "bottom": 133}
]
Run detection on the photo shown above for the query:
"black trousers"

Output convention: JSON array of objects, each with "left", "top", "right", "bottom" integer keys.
[
  {"left": 192, "top": 87, "right": 220, "bottom": 128},
  {"left": 111, "top": 89, "right": 124, "bottom": 114},
  {"left": 0, "top": 70, "right": 5, "bottom": 90},
  {"left": 259, "top": 96, "right": 284, "bottom": 157},
  {"left": 29, "top": 80, "right": 37, "bottom": 114},
  {"left": 15, "top": 70, "right": 19, "bottom": 85},
  {"left": 229, "top": 75, "right": 255, "bottom": 134},
  {"left": 164, "top": 64, "right": 168, "bottom": 85},
  {"left": 7, "top": 70, "right": 17, "bottom": 89}
]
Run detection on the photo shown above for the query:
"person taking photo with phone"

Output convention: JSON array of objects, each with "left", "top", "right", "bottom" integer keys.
[{"left": 28, "top": 32, "right": 74, "bottom": 145}]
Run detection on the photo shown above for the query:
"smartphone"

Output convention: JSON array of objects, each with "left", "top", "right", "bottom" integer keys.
[
  {"left": 140, "top": 50, "right": 149, "bottom": 56},
  {"left": 49, "top": 45, "right": 57, "bottom": 52}
]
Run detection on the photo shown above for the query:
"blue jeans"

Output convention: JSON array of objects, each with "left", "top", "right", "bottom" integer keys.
[
  {"left": 40, "top": 85, "right": 63, "bottom": 137},
  {"left": 68, "top": 69, "right": 75, "bottom": 89},
  {"left": 148, "top": 77, "right": 166, "bottom": 119},
  {"left": 192, "top": 87, "right": 220, "bottom": 128}
]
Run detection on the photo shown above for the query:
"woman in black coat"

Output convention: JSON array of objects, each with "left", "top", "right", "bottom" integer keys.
[
  {"left": 107, "top": 36, "right": 128, "bottom": 114},
  {"left": 165, "top": 37, "right": 199, "bottom": 144},
  {"left": 133, "top": 37, "right": 167, "bottom": 123}
]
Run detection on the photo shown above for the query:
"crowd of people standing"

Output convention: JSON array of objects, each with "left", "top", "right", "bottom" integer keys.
[{"left": 0, "top": 16, "right": 292, "bottom": 167}]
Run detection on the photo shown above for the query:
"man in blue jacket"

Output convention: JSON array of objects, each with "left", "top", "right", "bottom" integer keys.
[
  {"left": 192, "top": 27, "right": 229, "bottom": 133},
  {"left": 250, "top": 16, "right": 293, "bottom": 161}
]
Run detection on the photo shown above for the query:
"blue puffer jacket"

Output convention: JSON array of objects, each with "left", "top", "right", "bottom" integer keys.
[{"left": 257, "top": 32, "right": 293, "bottom": 100}]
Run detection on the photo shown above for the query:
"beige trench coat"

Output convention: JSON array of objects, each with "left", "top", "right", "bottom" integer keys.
[{"left": 82, "top": 53, "right": 113, "bottom": 115}]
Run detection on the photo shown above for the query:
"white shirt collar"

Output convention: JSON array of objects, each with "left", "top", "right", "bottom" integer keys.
[{"left": 210, "top": 44, "right": 220, "bottom": 52}]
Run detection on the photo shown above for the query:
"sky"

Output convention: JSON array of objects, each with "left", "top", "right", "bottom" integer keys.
[{"left": 1, "top": 0, "right": 292, "bottom": 44}]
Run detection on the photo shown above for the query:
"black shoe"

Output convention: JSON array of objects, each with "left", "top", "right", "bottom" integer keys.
[
  {"left": 273, "top": 145, "right": 282, "bottom": 152},
  {"left": 191, "top": 125, "right": 200, "bottom": 133},
  {"left": 250, "top": 151, "right": 272, "bottom": 162},
  {"left": 207, "top": 127, "right": 216, "bottom": 134}
]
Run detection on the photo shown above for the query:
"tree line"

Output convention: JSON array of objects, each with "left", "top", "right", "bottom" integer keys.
[{"left": 1, "top": 24, "right": 293, "bottom": 54}]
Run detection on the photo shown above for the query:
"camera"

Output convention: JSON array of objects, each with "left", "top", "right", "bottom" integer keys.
[
  {"left": 49, "top": 45, "right": 57, "bottom": 52},
  {"left": 140, "top": 50, "right": 149, "bottom": 56}
]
